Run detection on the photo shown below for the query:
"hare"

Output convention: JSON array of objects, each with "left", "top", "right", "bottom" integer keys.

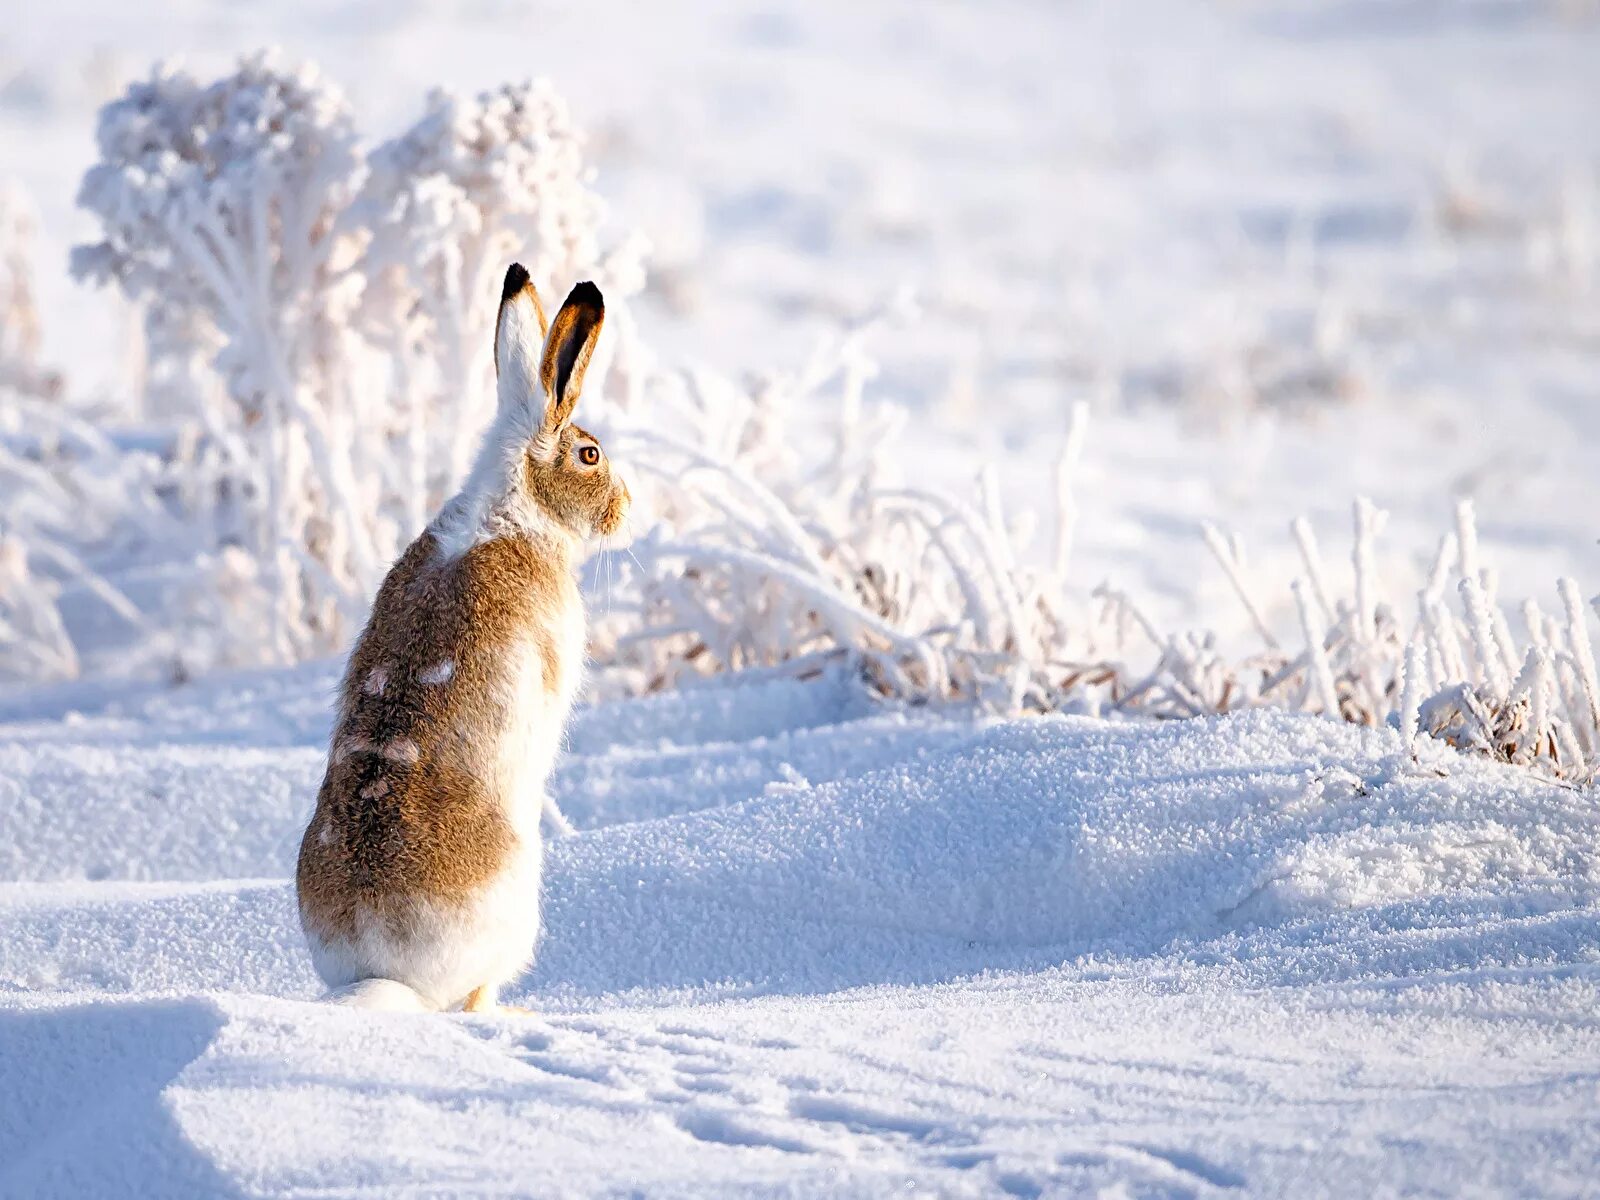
[{"left": 295, "top": 265, "right": 628, "bottom": 1013}]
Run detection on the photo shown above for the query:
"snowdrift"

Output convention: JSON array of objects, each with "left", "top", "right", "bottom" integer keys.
[
  {"left": 4, "top": 669, "right": 1600, "bottom": 1194},
  {"left": 4, "top": 670, "right": 1597, "bottom": 1001}
]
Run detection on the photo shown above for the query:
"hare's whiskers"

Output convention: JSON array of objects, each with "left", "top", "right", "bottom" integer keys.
[
  {"left": 620, "top": 518, "right": 646, "bottom": 576},
  {"left": 603, "top": 542, "right": 614, "bottom": 621}
]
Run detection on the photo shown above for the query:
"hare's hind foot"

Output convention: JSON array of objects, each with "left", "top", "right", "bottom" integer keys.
[
  {"left": 461, "top": 984, "right": 537, "bottom": 1017},
  {"left": 462, "top": 984, "right": 497, "bottom": 1013}
]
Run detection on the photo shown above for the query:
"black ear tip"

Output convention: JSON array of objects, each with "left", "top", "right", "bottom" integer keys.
[
  {"left": 501, "top": 262, "right": 531, "bottom": 302},
  {"left": 567, "top": 280, "right": 604, "bottom": 311}
]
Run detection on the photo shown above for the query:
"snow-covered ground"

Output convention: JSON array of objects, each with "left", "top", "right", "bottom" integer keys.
[
  {"left": 6, "top": 664, "right": 1600, "bottom": 1196},
  {"left": 5, "top": 0, "right": 1600, "bottom": 1194}
]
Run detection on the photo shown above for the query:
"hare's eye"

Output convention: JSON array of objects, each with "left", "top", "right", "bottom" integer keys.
[{"left": 577, "top": 445, "right": 601, "bottom": 467}]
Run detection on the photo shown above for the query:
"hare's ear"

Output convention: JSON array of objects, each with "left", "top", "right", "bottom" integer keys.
[
  {"left": 539, "top": 281, "right": 605, "bottom": 432},
  {"left": 494, "top": 263, "right": 549, "bottom": 413}
]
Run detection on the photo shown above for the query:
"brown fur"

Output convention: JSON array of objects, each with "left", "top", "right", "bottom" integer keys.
[
  {"left": 295, "top": 269, "right": 629, "bottom": 992},
  {"left": 527, "top": 423, "right": 630, "bottom": 537},
  {"left": 296, "top": 530, "right": 579, "bottom": 943}
]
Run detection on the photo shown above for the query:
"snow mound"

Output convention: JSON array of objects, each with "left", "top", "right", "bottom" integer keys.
[
  {"left": 4, "top": 675, "right": 1596, "bottom": 1001},
  {"left": 4, "top": 671, "right": 1600, "bottom": 1195},
  {"left": 538, "top": 707, "right": 1600, "bottom": 996}
]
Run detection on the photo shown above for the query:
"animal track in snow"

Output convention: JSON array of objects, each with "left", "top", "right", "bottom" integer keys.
[{"left": 672, "top": 1106, "right": 819, "bottom": 1155}]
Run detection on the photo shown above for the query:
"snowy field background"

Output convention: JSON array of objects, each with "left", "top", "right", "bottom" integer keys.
[
  {"left": 4, "top": 0, "right": 1600, "bottom": 1195},
  {"left": 7, "top": 665, "right": 1600, "bottom": 1195}
]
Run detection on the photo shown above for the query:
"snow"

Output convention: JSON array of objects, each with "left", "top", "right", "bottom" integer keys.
[
  {"left": 4, "top": 0, "right": 1600, "bottom": 1193},
  {"left": 4, "top": 666, "right": 1600, "bottom": 1194}
]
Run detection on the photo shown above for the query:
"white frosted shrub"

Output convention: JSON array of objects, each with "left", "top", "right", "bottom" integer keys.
[
  {"left": 1182, "top": 497, "right": 1600, "bottom": 782},
  {"left": 584, "top": 311, "right": 1600, "bottom": 780},
  {"left": 0, "top": 186, "right": 41, "bottom": 374},
  {"left": 71, "top": 54, "right": 367, "bottom": 428},
  {"left": 0, "top": 183, "right": 60, "bottom": 400},
  {"left": 585, "top": 298, "right": 1107, "bottom": 710},
  {"left": 356, "top": 80, "right": 646, "bottom": 523},
  {"left": 0, "top": 188, "right": 177, "bottom": 680},
  {"left": 0, "top": 380, "right": 179, "bottom": 681},
  {"left": 0, "top": 533, "right": 76, "bottom": 682},
  {"left": 70, "top": 56, "right": 633, "bottom": 667},
  {"left": 22, "top": 52, "right": 1600, "bottom": 784},
  {"left": 72, "top": 52, "right": 371, "bottom": 662}
]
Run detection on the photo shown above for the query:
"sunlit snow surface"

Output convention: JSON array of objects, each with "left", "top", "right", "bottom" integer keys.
[
  {"left": 3, "top": 664, "right": 1600, "bottom": 1195},
  {"left": 6, "top": 0, "right": 1600, "bottom": 1194}
]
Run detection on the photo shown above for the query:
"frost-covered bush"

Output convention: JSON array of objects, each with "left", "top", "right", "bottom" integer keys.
[
  {"left": 72, "top": 53, "right": 370, "bottom": 661},
  {"left": 0, "top": 183, "right": 60, "bottom": 400},
  {"left": 0, "top": 186, "right": 41, "bottom": 373},
  {"left": 0, "top": 532, "right": 77, "bottom": 681},
  {"left": 588, "top": 298, "right": 1098, "bottom": 711},
  {"left": 28, "top": 52, "right": 1600, "bottom": 786},
  {"left": 0, "top": 382, "right": 180, "bottom": 682},
  {"left": 1113, "top": 497, "right": 1600, "bottom": 782},
  {"left": 57, "top": 53, "right": 1122, "bottom": 699},
  {"left": 356, "top": 80, "right": 645, "bottom": 526},
  {"left": 70, "top": 55, "right": 633, "bottom": 666},
  {"left": 583, "top": 309, "right": 1600, "bottom": 781},
  {"left": 0, "top": 186, "right": 163, "bottom": 681}
]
